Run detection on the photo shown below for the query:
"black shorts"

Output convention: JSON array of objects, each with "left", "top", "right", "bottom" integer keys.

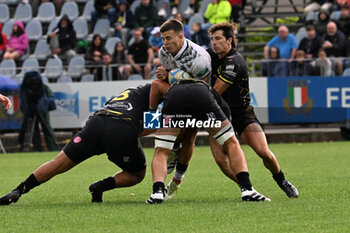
[
  {"left": 231, "top": 105, "right": 261, "bottom": 135},
  {"left": 63, "top": 115, "right": 146, "bottom": 172},
  {"left": 162, "top": 81, "right": 227, "bottom": 123}
]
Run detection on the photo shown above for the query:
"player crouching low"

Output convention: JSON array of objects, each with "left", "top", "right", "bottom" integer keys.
[{"left": 145, "top": 75, "right": 271, "bottom": 204}]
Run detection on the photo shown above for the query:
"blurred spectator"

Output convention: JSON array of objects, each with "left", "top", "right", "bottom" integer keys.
[
  {"left": 0, "top": 22, "right": 7, "bottom": 61},
  {"left": 264, "top": 25, "right": 297, "bottom": 62},
  {"left": 158, "top": 0, "right": 197, "bottom": 18},
  {"left": 263, "top": 46, "right": 289, "bottom": 77},
  {"left": 203, "top": 0, "right": 232, "bottom": 30},
  {"left": 304, "top": 0, "right": 334, "bottom": 16},
  {"left": 85, "top": 34, "right": 107, "bottom": 76},
  {"left": 112, "top": 42, "right": 132, "bottom": 79},
  {"left": 30, "top": 0, "right": 64, "bottom": 16},
  {"left": 174, "top": 13, "right": 191, "bottom": 39},
  {"left": 290, "top": 50, "right": 311, "bottom": 76},
  {"left": 47, "top": 15, "right": 77, "bottom": 63},
  {"left": 310, "top": 48, "right": 333, "bottom": 76},
  {"left": 114, "top": 0, "right": 134, "bottom": 47},
  {"left": 18, "top": 71, "right": 58, "bottom": 151},
  {"left": 321, "top": 21, "right": 348, "bottom": 75},
  {"left": 91, "top": 0, "right": 117, "bottom": 30},
  {"left": 298, "top": 25, "right": 322, "bottom": 58},
  {"left": 128, "top": 29, "right": 153, "bottom": 79},
  {"left": 133, "top": 0, "right": 158, "bottom": 39},
  {"left": 313, "top": 9, "right": 330, "bottom": 35},
  {"left": 3, "top": 21, "right": 29, "bottom": 60},
  {"left": 335, "top": 5, "right": 350, "bottom": 38},
  {"left": 95, "top": 52, "right": 124, "bottom": 81},
  {"left": 191, "top": 22, "right": 211, "bottom": 49},
  {"left": 149, "top": 27, "right": 163, "bottom": 55},
  {"left": 228, "top": 0, "right": 246, "bottom": 23}
]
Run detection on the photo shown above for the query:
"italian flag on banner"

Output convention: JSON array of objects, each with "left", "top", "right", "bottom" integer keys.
[{"left": 288, "top": 86, "right": 307, "bottom": 108}]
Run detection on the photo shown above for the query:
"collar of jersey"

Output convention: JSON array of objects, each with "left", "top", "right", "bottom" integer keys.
[{"left": 172, "top": 39, "right": 189, "bottom": 60}]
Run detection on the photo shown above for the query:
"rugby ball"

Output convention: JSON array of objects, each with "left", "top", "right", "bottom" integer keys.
[{"left": 168, "top": 69, "right": 192, "bottom": 84}]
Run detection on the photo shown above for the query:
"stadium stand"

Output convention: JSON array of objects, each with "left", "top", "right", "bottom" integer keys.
[
  {"left": 88, "top": 18, "right": 110, "bottom": 41},
  {"left": 130, "top": 0, "right": 140, "bottom": 14},
  {"left": 73, "top": 18, "right": 88, "bottom": 40},
  {"left": 30, "top": 39, "right": 51, "bottom": 61},
  {"left": 79, "top": 0, "right": 94, "bottom": 22},
  {"left": 42, "top": 57, "right": 63, "bottom": 81},
  {"left": 34, "top": 2, "right": 56, "bottom": 23},
  {"left": 0, "top": 59, "right": 16, "bottom": 78},
  {"left": 16, "top": 57, "right": 39, "bottom": 78},
  {"left": 0, "top": 4, "right": 9, "bottom": 24},
  {"left": 66, "top": 56, "right": 85, "bottom": 79},
  {"left": 57, "top": 75, "right": 73, "bottom": 83},
  {"left": 14, "top": 3, "right": 32, "bottom": 23},
  {"left": 343, "top": 68, "right": 350, "bottom": 76},
  {"left": 25, "top": 19, "right": 42, "bottom": 42},
  {"left": 128, "top": 74, "right": 143, "bottom": 80},
  {"left": 81, "top": 73, "right": 94, "bottom": 82},
  {"left": 57, "top": 1, "right": 79, "bottom": 21},
  {"left": 3, "top": 19, "right": 14, "bottom": 39},
  {"left": 105, "top": 37, "right": 121, "bottom": 56},
  {"left": 330, "top": 10, "right": 341, "bottom": 20}
]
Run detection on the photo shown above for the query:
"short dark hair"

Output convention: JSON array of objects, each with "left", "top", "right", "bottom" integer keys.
[
  {"left": 306, "top": 25, "right": 315, "bottom": 31},
  {"left": 208, "top": 22, "right": 237, "bottom": 48},
  {"left": 160, "top": 19, "right": 184, "bottom": 34}
]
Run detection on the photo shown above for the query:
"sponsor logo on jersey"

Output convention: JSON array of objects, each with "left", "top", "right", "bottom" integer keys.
[
  {"left": 283, "top": 80, "right": 313, "bottom": 115},
  {"left": 107, "top": 102, "right": 133, "bottom": 111}
]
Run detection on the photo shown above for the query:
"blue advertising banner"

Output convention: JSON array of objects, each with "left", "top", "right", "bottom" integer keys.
[{"left": 268, "top": 76, "right": 350, "bottom": 123}]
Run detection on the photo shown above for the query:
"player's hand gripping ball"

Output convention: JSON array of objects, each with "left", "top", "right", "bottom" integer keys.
[{"left": 168, "top": 69, "right": 192, "bottom": 84}]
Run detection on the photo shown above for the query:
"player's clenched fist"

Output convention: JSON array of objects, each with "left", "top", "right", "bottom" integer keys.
[{"left": 0, "top": 94, "right": 12, "bottom": 110}]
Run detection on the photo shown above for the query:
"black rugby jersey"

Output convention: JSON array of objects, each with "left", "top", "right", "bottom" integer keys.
[
  {"left": 95, "top": 84, "right": 151, "bottom": 133},
  {"left": 208, "top": 48, "right": 251, "bottom": 113}
]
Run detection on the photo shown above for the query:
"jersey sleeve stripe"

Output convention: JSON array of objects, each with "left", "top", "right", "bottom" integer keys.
[{"left": 218, "top": 74, "right": 234, "bottom": 85}]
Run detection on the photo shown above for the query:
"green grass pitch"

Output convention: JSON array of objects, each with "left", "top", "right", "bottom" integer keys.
[{"left": 0, "top": 142, "right": 349, "bottom": 233}]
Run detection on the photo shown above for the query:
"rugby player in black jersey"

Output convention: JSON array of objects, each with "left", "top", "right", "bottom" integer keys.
[
  {"left": 208, "top": 22, "right": 298, "bottom": 198},
  {"left": 0, "top": 84, "right": 154, "bottom": 205},
  {"left": 146, "top": 19, "right": 270, "bottom": 204}
]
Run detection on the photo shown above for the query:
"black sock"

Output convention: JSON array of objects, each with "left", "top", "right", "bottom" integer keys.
[
  {"left": 153, "top": 182, "right": 164, "bottom": 193},
  {"left": 190, "top": 3, "right": 194, "bottom": 8},
  {"left": 16, "top": 174, "right": 41, "bottom": 195},
  {"left": 273, "top": 170, "right": 285, "bottom": 185},
  {"left": 236, "top": 172, "right": 252, "bottom": 190},
  {"left": 99, "top": 177, "right": 116, "bottom": 192},
  {"left": 175, "top": 161, "right": 188, "bottom": 173}
]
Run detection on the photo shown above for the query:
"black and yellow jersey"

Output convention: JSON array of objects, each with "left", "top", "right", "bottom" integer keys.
[
  {"left": 94, "top": 84, "right": 151, "bottom": 133},
  {"left": 208, "top": 48, "right": 251, "bottom": 115}
]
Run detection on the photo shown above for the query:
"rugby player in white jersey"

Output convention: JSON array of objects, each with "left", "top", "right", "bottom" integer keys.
[{"left": 146, "top": 19, "right": 270, "bottom": 204}]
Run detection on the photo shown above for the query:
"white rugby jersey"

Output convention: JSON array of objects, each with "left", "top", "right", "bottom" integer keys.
[{"left": 159, "top": 39, "right": 212, "bottom": 80}]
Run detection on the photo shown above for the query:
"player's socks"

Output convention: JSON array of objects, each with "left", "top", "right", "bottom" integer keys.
[
  {"left": 89, "top": 177, "right": 116, "bottom": 203},
  {"left": 145, "top": 182, "right": 165, "bottom": 204},
  {"left": 164, "top": 162, "right": 187, "bottom": 200},
  {"left": 16, "top": 173, "right": 41, "bottom": 195},
  {"left": 236, "top": 172, "right": 271, "bottom": 202},
  {"left": 236, "top": 172, "right": 252, "bottom": 191},
  {"left": 0, "top": 174, "right": 40, "bottom": 205},
  {"left": 272, "top": 170, "right": 285, "bottom": 184},
  {"left": 173, "top": 161, "right": 187, "bottom": 182},
  {"left": 273, "top": 170, "right": 299, "bottom": 198}
]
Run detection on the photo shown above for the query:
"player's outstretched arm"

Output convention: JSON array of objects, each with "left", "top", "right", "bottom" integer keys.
[
  {"left": 149, "top": 79, "right": 169, "bottom": 110},
  {"left": 0, "top": 94, "right": 12, "bottom": 110}
]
